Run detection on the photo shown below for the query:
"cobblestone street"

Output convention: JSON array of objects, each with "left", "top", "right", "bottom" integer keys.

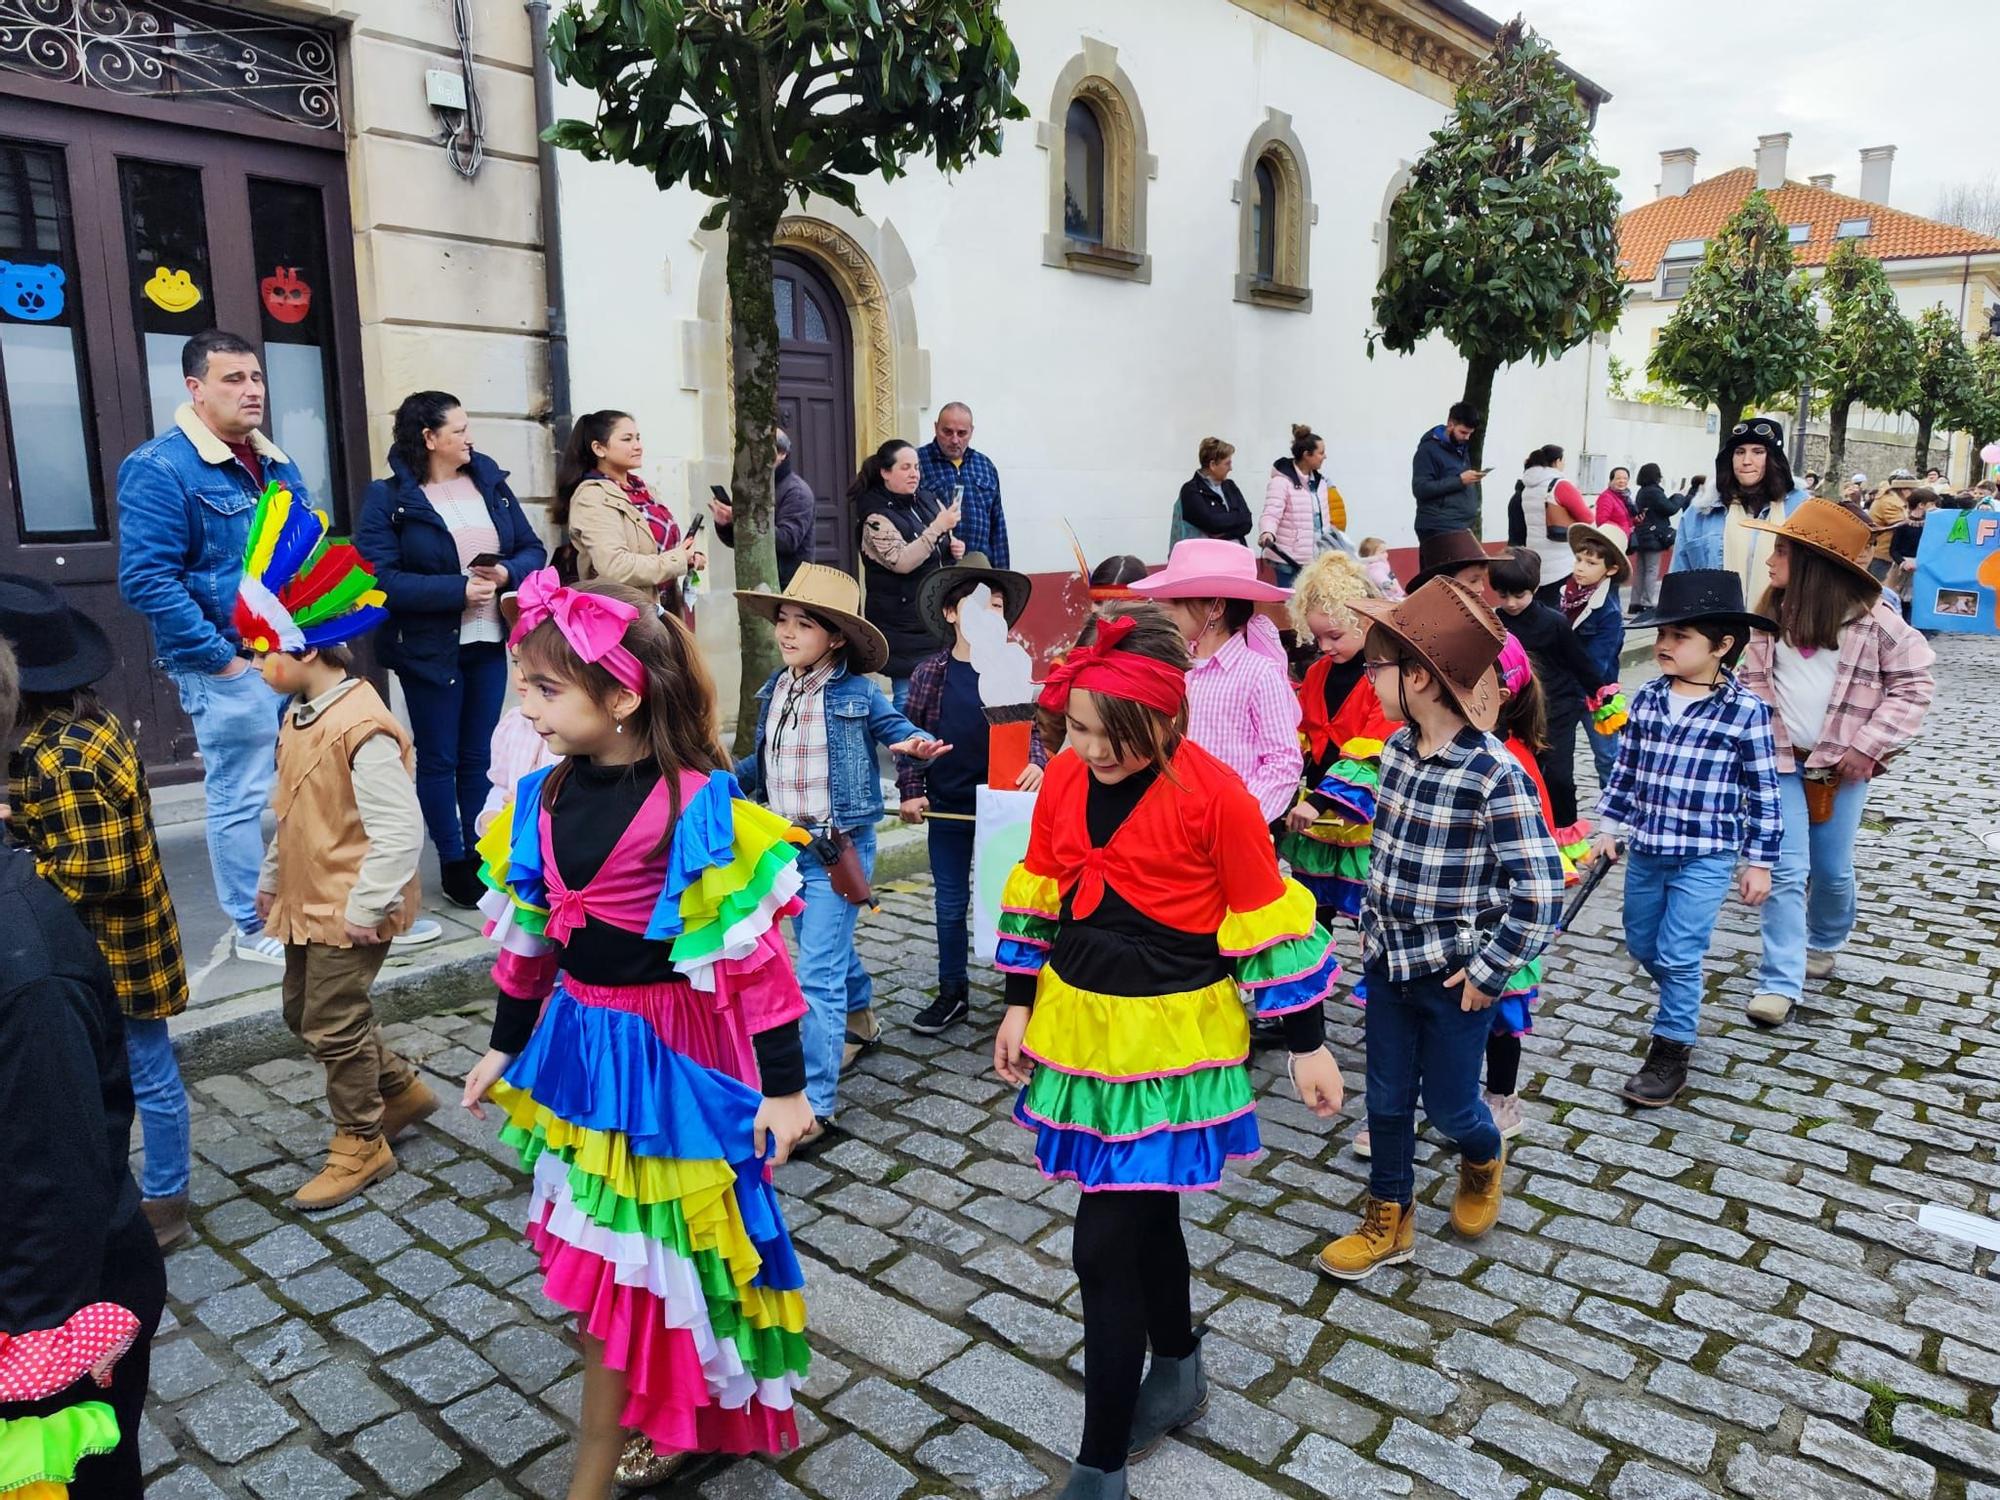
[{"left": 141, "top": 635, "right": 2000, "bottom": 1500}]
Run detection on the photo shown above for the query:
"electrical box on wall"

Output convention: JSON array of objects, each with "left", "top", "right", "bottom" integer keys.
[{"left": 425, "top": 68, "right": 467, "bottom": 111}]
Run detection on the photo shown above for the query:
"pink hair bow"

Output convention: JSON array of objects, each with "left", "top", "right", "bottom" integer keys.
[{"left": 508, "top": 567, "right": 648, "bottom": 694}]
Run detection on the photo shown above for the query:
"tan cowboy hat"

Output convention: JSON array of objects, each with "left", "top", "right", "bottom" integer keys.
[
  {"left": 1739, "top": 497, "right": 1881, "bottom": 589},
  {"left": 1565, "top": 521, "right": 1631, "bottom": 583},
  {"left": 735, "top": 563, "right": 891, "bottom": 675},
  {"left": 1349, "top": 575, "right": 1506, "bottom": 731}
]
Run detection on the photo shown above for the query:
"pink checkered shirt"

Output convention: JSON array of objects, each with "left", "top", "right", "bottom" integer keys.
[
  {"left": 1185, "top": 617, "right": 1304, "bottom": 823},
  {"left": 1739, "top": 596, "right": 1936, "bottom": 773}
]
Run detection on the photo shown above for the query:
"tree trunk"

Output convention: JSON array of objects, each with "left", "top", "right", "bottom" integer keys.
[
  {"left": 1460, "top": 354, "right": 1497, "bottom": 535},
  {"left": 725, "top": 170, "right": 787, "bottom": 756},
  {"left": 1826, "top": 398, "right": 1852, "bottom": 485},
  {"left": 1912, "top": 412, "right": 1934, "bottom": 474}
]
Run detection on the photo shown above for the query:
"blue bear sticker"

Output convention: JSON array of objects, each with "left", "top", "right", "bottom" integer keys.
[{"left": 0, "top": 261, "right": 65, "bottom": 322}]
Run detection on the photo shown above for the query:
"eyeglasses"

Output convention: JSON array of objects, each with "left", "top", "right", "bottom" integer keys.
[
  {"left": 1731, "top": 420, "right": 1779, "bottom": 442},
  {"left": 1362, "top": 658, "right": 1405, "bottom": 680}
]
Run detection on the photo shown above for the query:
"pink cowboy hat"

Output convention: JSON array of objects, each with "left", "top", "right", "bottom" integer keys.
[{"left": 1127, "top": 538, "right": 1291, "bottom": 602}]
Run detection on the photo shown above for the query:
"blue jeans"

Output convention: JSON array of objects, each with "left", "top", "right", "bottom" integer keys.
[
  {"left": 405, "top": 642, "right": 508, "bottom": 863},
  {"left": 1622, "top": 849, "right": 1737, "bottom": 1044},
  {"left": 169, "top": 665, "right": 280, "bottom": 933},
  {"left": 792, "top": 824, "right": 878, "bottom": 1118},
  {"left": 126, "top": 1017, "right": 191, "bottom": 1199},
  {"left": 1756, "top": 770, "right": 1867, "bottom": 1001},
  {"left": 888, "top": 676, "right": 911, "bottom": 713},
  {"left": 929, "top": 816, "right": 975, "bottom": 988},
  {"left": 1363, "top": 962, "right": 1503, "bottom": 1206},
  {"left": 1271, "top": 562, "right": 1300, "bottom": 589},
  {"left": 1588, "top": 722, "right": 1623, "bottom": 786}
]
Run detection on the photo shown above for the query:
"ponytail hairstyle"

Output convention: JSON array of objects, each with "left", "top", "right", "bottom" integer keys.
[
  {"left": 553, "top": 409, "right": 633, "bottom": 527},
  {"left": 390, "top": 391, "right": 463, "bottom": 481},
  {"left": 1289, "top": 423, "right": 1323, "bottom": 461},
  {"left": 1754, "top": 546, "right": 1880, "bottom": 652},
  {"left": 1038, "top": 602, "right": 1190, "bottom": 776},
  {"left": 847, "top": 438, "right": 917, "bottom": 504},
  {"left": 1496, "top": 669, "right": 1549, "bottom": 754},
  {"left": 515, "top": 579, "right": 728, "bottom": 851}
]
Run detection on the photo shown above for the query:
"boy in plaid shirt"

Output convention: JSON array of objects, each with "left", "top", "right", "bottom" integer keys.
[
  {"left": 1592, "top": 571, "right": 1780, "bottom": 1108},
  {"left": 1316, "top": 579, "right": 1564, "bottom": 1283}
]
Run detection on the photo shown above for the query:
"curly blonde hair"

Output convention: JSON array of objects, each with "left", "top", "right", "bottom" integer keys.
[{"left": 1287, "top": 550, "right": 1377, "bottom": 636}]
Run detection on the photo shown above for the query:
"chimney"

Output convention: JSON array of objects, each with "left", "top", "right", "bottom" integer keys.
[
  {"left": 1755, "top": 132, "right": 1791, "bottom": 191},
  {"left": 1859, "top": 145, "right": 1895, "bottom": 204},
  {"left": 1809, "top": 173, "right": 1834, "bottom": 191},
  {"left": 1657, "top": 147, "right": 1698, "bottom": 199}
]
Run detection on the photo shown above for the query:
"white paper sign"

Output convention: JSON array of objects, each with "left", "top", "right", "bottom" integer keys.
[{"left": 971, "top": 786, "right": 1040, "bottom": 963}]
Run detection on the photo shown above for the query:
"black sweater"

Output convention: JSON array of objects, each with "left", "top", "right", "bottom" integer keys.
[{"left": 1502, "top": 600, "right": 1612, "bottom": 719}]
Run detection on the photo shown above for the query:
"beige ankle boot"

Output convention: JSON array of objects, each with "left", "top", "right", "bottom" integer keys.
[{"left": 291, "top": 1132, "right": 396, "bottom": 1211}]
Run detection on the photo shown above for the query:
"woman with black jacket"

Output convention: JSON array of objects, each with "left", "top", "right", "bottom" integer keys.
[
  {"left": 853, "top": 438, "right": 965, "bottom": 708},
  {"left": 1171, "top": 436, "right": 1253, "bottom": 547},
  {"left": 354, "top": 391, "right": 546, "bottom": 906},
  {"left": 1628, "top": 461, "right": 1680, "bottom": 616}
]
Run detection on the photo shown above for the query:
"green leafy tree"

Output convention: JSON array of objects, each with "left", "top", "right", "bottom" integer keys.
[
  {"left": 1649, "top": 190, "right": 1818, "bottom": 431},
  {"left": 1815, "top": 239, "right": 1918, "bottom": 481},
  {"left": 1368, "top": 17, "right": 1624, "bottom": 496},
  {"left": 1970, "top": 338, "right": 2000, "bottom": 458},
  {"left": 546, "top": 0, "right": 1026, "bottom": 746},
  {"left": 1905, "top": 305, "right": 1978, "bottom": 474}
]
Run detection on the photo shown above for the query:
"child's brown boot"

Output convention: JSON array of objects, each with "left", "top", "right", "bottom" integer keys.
[
  {"left": 291, "top": 1132, "right": 396, "bottom": 1211},
  {"left": 1450, "top": 1145, "right": 1506, "bottom": 1239},
  {"left": 380, "top": 1079, "right": 440, "bottom": 1141},
  {"left": 1314, "top": 1196, "right": 1415, "bottom": 1281}
]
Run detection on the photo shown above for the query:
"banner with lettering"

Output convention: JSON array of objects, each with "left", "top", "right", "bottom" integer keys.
[{"left": 1911, "top": 507, "right": 2000, "bottom": 635}]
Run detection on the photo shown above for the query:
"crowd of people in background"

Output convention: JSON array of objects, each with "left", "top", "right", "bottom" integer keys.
[{"left": 0, "top": 326, "right": 1958, "bottom": 1499}]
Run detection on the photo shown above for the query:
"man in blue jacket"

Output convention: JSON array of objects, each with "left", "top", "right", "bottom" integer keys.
[
  {"left": 1411, "top": 402, "right": 1485, "bottom": 538},
  {"left": 116, "top": 330, "right": 298, "bottom": 967}
]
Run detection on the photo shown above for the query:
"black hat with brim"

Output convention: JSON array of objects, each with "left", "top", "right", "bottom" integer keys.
[
  {"left": 1645, "top": 568, "right": 1777, "bottom": 638},
  {"left": 0, "top": 572, "right": 114, "bottom": 693}
]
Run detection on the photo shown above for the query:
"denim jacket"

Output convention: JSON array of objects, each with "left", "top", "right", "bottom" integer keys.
[
  {"left": 735, "top": 661, "right": 931, "bottom": 830},
  {"left": 1670, "top": 486, "right": 1808, "bottom": 574},
  {"left": 116, "top": 406, "right": 309, "bottom": 674}
]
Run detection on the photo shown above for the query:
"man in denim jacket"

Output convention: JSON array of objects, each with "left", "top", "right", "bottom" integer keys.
[{"left": 116, "top": 330, "right": 301, "bottom": 966}]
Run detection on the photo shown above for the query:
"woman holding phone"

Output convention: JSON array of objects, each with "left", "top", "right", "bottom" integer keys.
[
  {"left": 356, "top": 390, "right": 547, "bottom": 907},
  {"left": 555, "top": 410, "right": 705, "bottom": 623}
]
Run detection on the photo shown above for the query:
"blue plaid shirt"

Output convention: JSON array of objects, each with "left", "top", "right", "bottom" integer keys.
[
  {"left": 1597, "top": 673, "right": 1782, "bottom": 867},
  {"left": 917, "top": 441, "right": 1009, "bottom": 568},
  {"left": 1362, "top": 725, "right": 1565, "bottom": 997}
]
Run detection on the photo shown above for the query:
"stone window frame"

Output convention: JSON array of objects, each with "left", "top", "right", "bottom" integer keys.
[
  {"left": 1038, "top": 39, "right": 1154, "bottom": 283},
  {"left": 1233, "top": 109, "right": 1316, "bottom": 311}
]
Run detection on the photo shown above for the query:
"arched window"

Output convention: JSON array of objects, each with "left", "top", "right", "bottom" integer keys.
[
  {"left": 1235, "top": 111, "right": 1316, "bottom": 311},
  {"left": 1252, "top": 157, "right": 1278, "bottom": 283},
  {"left": 1064, "top": 99, "right": 1104, "bottom": 245},
  {"left": 1040, "top": 41, "right": 1154, "bottom": 282}
]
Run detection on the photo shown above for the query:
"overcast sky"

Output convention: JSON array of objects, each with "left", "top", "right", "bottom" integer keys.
[{"left": 1521, "top": 0, "right": 1987, "bottom": 217}]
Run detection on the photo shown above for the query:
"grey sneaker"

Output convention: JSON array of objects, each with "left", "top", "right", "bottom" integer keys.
[
  {"left": 1805, "top": 950, "right": 1838, "bottom": 980},
  {"left": 234, "top": 930, "right": 286, "bottom": 966},
  {"left": 1485, "top": 1091, "right": 1525, "bottom": 1139},
  {"left": 391, "top": 918, "right": 444, "bottom": 951},
  {"left": 1746, "top": 992, "right": 1795, "bottom": 1027}
]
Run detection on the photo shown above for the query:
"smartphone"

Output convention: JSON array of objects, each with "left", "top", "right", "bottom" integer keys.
[
  {"left": 467, "top": 551, "right": 503, "bottom": 569},
  {"left": 686, "top": 511, "right": 706, "bottom": 540},
  {"left": 709, "top": 484, "right": 731, "bottom": 506}
]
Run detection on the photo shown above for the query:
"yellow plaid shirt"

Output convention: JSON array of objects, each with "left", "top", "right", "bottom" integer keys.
[{"left": 8, "top": 703, "right": 189, "bottom": 1020}]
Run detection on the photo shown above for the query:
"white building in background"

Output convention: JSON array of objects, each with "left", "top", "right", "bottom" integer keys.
[{"left": 553, "top": 0, "right": 1615, "bottom": 696}]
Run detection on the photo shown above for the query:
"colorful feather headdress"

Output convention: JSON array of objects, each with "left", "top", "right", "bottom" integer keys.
[{"left": 232, "top": 481, "right": 387, "bottom": 654}]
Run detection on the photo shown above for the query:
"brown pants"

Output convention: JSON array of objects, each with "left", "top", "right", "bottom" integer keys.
[{"left": 281, "top": 942, "right": 419, "bottom": 1139}]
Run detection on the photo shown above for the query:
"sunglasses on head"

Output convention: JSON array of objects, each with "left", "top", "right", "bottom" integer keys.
[{"left": 1731, "top": 420, "right": 1779, "bottom": 443}]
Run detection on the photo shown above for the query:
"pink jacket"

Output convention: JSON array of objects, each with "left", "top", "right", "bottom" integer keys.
[
  {"left": 1261, "top": 462, "right": 1321, "bottom": 567},
  {"left": 1739, "top": 598, "right": 1935, "bottom": 772},
  {"left": 1594, "top": 487, "right": 1634, "bottom": 538}
]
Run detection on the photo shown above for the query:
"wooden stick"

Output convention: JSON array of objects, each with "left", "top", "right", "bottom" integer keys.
[{"left": 920, "top": 810, "right": 979, "bottom": 822}]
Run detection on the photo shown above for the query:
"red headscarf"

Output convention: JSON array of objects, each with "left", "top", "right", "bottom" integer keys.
[{"left": 1036, "top": 614, "right": 1187, "bottom": 716}]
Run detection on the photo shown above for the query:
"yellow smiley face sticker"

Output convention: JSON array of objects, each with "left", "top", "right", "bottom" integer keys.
[{"left": 142, "top": 266, "right": 202, "bottom": 314}]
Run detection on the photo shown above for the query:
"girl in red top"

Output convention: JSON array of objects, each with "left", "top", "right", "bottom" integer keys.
[{"left": 992, "top": 606, "right": 1344, "bottom": 1500}]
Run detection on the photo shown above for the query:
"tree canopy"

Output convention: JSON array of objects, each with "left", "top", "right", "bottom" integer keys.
[
  {"left": 1815, "top": 239, "right": 1918, "bottom": 480},
  {"left": 1905, "top": 304, "right": 1979, "bottom": 474}
]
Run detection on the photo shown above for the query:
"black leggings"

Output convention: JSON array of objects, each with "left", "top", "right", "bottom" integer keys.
[
  {"left": 1485, "top": 1031, "right": 1521, "bottom": 1097},
  {"left": 1073, "top": 1191, "right": 1196, "bottom": 1471},
  {"left": 1538, "top": 703, "right": 1583, "bottom": 829}
]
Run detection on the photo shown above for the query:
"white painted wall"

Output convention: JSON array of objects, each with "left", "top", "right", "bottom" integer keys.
[{"left": 556, "top": 0, "right": 1608, "bottom": 690}]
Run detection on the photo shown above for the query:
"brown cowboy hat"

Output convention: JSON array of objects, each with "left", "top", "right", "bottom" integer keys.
[
  {"left": 1740, "top": 497, "right": 1882, "bottom": 589},
  {"left": 1350, "top": 575, "right": 1506, "bottom": 731},
  {"left": 1406, "top": 529, "right": 1493, "bottom": 591},
  {"left": 735, "top": 563, "right": 891, "bottom": 674},
  {"left": 917, "top": 552, "right": 1032, "bottom": 642}
]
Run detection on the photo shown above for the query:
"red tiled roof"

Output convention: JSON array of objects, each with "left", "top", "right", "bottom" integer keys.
[{"left": 1618, "top": 167, "right": 2000, "bottom": 284}]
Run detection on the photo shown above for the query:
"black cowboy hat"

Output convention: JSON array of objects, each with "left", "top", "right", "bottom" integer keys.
[
  {"left": 1720, "top": 415, "right": 1786, "bottom": 458},
  {"left": 918, "top": 552, "right": 1033, "bottom": 643},
  {"left": 0, "top": 572, "right": 113, "bottom": 693},
  {"left": 1405, "top": 529, "right": 1494, "bottom": 591},
  {"left": 1645, "top": 569, "right": 1777, "bottom": 638}
]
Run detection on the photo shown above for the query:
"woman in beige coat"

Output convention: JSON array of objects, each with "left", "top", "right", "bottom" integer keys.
[{"left": 554, "top": 409, "right": 705, "bottom": 616}]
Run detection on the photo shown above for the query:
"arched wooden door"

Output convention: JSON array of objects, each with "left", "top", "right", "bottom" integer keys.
[{"left": 772, "top": 251, "right": 857, "bottom": 573}]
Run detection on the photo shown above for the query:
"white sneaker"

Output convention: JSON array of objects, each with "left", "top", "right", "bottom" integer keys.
[
  {"left": 1352, "top": 1128, "right": 1372, "bottom": 1159},
  {"left": 234, "top": 931, "right": 286, "bottom": 966},
  {"left": 391, "top": 918, "right": 444, "bottom": 950},
  {"left": 1485, "top": 1091, "right": 1525, "bottom": 1140},
  {"left": 1805, "top": 950, "right": 1838, "bottom": 981}
]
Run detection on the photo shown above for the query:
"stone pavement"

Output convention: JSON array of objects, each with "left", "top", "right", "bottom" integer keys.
[{"left": 144, "top": 635, "right": 2000, "bottom": 1499}]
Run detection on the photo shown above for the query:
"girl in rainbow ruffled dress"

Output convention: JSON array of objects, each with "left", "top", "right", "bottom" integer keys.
[
  {"left": 460, "top": 571, "right": 815, "bottom": 1496},
  {"left": 991, "top": 605, "right": 1345, "bottom": 1500}
]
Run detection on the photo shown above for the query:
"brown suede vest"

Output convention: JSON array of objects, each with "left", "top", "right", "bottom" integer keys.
[{"left": 266, "top": 680, "right": 422, "bottom": 946}]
